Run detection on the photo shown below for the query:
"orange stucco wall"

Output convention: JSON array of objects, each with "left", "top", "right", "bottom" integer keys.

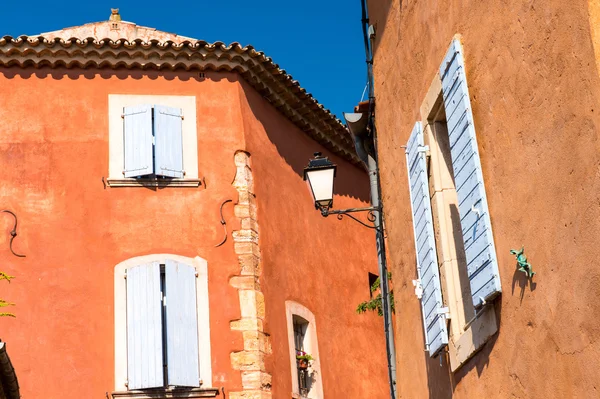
[
  {"left": 0, "top": 67, "right": 388, "bottom": 398},
  {"left": 237, "top": 80, "right": 389, "bottom": 398},
  {"left": 368, "top": 0, "right": 600, "bottom": 397}
]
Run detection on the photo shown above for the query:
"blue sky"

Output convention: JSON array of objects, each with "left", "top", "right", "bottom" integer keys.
[{"left": 1, "top": 1, "right": 367, "bottom": 120}]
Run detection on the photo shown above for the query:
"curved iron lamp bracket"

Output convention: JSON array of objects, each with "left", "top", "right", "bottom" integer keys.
[
  {"left": 215, "top": 200, "right": 233, "bottom": 247},
  {"left": 321, "top": 206, "right": 379, "bottom": 229},
  {"left": 1, "top": 210, "right": 25, "bottom": 257}
]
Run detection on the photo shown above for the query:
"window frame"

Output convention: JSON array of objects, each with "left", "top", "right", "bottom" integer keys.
[
  {"left": 114, "top": 254, "right": 212, "bottom": 393},
  {"left": 285, "top": 301, "right": 323, "bottom": 399},
  {"left": 417, "top": 63, "right": 498, "bottom": 372},
  {"left": 107, "top": 95, "right": 200, "bottom": 187}
]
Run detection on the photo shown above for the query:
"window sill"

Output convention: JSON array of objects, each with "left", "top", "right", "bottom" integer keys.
[
  {"left": 111, "top": 387, "right": 219, "bottom": 398},
  {"left": 448, "top": 306, "right": 498, "bottom": 372},
  {"left": 106, "top": 178, "right": 202, "bottom": 188}
]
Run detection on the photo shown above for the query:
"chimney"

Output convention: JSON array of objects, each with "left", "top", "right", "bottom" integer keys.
[{"left": 110, "top": 8, "right": 121, "bottom": 30}]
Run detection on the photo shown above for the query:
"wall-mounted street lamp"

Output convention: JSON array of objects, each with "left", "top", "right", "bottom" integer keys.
[
  {"left": 304, "top": 111, "right": 397, "bottom": 399},
  {"left": 304, "top": 152, "right": 379, "bottom": 229}
]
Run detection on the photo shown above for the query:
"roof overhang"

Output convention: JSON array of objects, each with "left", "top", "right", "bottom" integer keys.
[{"left": 0, "top": 34, "right": 359, "bottom": 165}]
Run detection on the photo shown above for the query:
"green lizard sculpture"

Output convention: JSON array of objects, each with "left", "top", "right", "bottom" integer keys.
[{"left": 510, "top": 246, "right": 535, "bottom": 279}]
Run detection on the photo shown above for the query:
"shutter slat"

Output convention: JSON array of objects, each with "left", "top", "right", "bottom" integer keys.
[
  {"left": 154, "top": 105, "right": 184, "bottom": 178},
  {"left": 440, "top": 39, "right": 502, "bottom": 308},
  {"left": 123, "top": 105, "right": 154, "bottom": 177},
  {"left": 405, "top": 121, "right": 448, "bottom": 357},
  {"left": 165, "top": 260, "right": 200, "bottom": 387},
  {"left": 126, "top": 262, "right": 163, "bottom": 390}
]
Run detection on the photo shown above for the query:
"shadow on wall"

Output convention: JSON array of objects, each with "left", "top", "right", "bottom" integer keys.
[
  {"left": 366, "top": 0, "right": 396, "bottom": 56},
  {"left": 238, "top": 82, "right": 370, "bottom": 203},
  {"left": 0, "top": 67, "right": 233, "bottom": 83},
  {"left": 423, "top": 300, "right": 503, "bottom": 398}
]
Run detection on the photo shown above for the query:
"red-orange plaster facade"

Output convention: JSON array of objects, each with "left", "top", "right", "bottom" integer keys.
[{"left": 0, "top": 14, "right": 388, "bottom": 399}]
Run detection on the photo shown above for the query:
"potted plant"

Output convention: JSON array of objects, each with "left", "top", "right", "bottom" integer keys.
[{"left": 296, "top": 351, "right": 314, "bottom": 371}]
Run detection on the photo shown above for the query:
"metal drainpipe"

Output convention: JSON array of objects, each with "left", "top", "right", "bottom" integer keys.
[{"left": 360, "top": 0, "right": 398, "bottom": 398}]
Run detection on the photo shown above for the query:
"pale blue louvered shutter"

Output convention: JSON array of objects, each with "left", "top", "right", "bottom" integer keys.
[
  {"left": 165, "top": 260, "right": 200, "bottom": 387},
  {"left": 126, "top": 262, "right": 164, "bottom": 389},
  {"left": 440, "top": 39, "right": 501, "bottom": 308},
  {"left": 123, "top": 104, "right": 154, "bottom": 177},
  {"left": 405, "top": 121, "right": 448, "bottom": 356},
  {"left": 154, "top": 105, "right": 184, "bottom": 178}
]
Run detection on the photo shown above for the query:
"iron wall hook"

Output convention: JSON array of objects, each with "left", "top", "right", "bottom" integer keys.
[
  {"left": 1, "top": 210, "right": 25, "bottom": 258},
  {"left": 215, "top": 200, "right": 233, "bottom": 248}
]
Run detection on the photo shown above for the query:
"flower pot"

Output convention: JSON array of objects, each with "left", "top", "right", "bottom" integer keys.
[{"left": 297, "top": 358, "right": 309, "bottom": 370}]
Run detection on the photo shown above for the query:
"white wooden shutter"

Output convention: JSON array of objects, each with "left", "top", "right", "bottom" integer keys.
[
  {"left": 165, "top": 260, "right": 200, "bottom": 387},
  {"left": 405, "top": 121, "right": 448, "bottom": 356},
  {"left": 440, "top": 39, "right": 501, "bottom": 308},
  {"left": 123, "top": 104, "right": 154, "bottom": 177},
  {"left": 154, "top": 105, "right": 184, "bottom": 178},
  {"left": 126, "top": 262, "right": 164, "bottom": 389}
]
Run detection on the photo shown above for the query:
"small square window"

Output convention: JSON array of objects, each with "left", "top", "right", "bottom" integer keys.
[{"left": 107, "top": 95, "right": 200, "bottom": 187}]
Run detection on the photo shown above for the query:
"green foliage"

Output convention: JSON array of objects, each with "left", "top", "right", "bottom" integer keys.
[
  {"left": 296, "top": 353, "right": 314, "bottom": 362},
  {"left": 0, "top": 272, "right": 15, "bottom": 318},
  {"left": 356, "top": 273, "right": 395, "bottom": 316}
]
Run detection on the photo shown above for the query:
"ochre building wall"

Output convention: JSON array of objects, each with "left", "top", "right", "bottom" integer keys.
[
  {"left": 368, "top": 0, "right": 600, "bottom": 397},
  {"left": 0, "top": 68, "right": 388, "bottom": 398}
]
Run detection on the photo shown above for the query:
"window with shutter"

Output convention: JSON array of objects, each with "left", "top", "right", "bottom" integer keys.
[
  {"left": 154, "top": 105, "right": 184, "bottom": 178},
  {"left": 405, "top": 122, "right": 449, "bottom": 357},
  {"left": 123, "top": 104, "right": 154, "bottom": 178},
  {"left": 406, "top": 37, "right": 500, "bottom": 371},
  {"left": 114, "top": 255, "right": 212, "bottom": 393},
  {"left": 108, "top": 95, "right": 200, "bottom": 187},
  {"left": 439, "top": 39, "right": 501, "bottom": 308}
]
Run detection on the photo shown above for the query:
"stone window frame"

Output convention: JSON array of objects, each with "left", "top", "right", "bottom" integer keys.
[
  {"left": 107, "top": 94, "right": 201, "bottom": 187},
  {"left": 285, "top": 301, "right": 323, "bottom": 399},
  {"left": 419, "top": 74, "right": 498, "bottom": 372},
  {"left": 113, "top": 254, "right": 213, "bottom": 395}
]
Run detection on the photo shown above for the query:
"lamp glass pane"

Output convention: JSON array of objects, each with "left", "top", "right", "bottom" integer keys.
[{"left": 307, "top": 168, "right": 335, "bottom": 203}]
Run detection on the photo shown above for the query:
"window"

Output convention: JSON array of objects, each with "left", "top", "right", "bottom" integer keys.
[
  {"left": 293, "top": 317, "right": 309, "bottom": 396},
  {"left": 123, "top": 104, "right": 184, "bottom": 179},
  {"left": 406, "top": 38, "right": 500, "bottom": 371},
  {"left": 114, "top": 255, "right": 212, "bottom": 394},
  {"left": 108, "top": 95, "right": 200, "bottom": 187},
  {"left": 285, "top": 301, "right": 323, "bottom": 399}
]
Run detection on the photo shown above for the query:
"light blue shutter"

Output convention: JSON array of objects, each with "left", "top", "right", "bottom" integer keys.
[
  {"left": 440, "top": 39, "right": 501, "bottom": 308},
  {"left": 165, "top": 260, "right": 200, "bottom": 387},
  {"left": 154, "top": 105, "right": 184, "bottom": 178},
  {"left": 126, "top": 262, "right": 164, "bottom": 390},
  {"left": 123, "top": 104, "right": 154, "bottom": 177},
  {"left": 405, "top": 122, "right": 448, "bottom": 356}
]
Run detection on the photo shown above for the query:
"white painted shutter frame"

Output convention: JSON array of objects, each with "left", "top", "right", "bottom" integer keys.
[
  {"left": 123, "top": 104, "right": 154, "bottom": 177},
  {"left": 126, "top": 262, "right": 164, "bottom": 390},
  {"left": 165, "top": 260, "right": 200, "bottom": 387},
  {"left": 154, "top": 105, "right": 184, "bottom": 178},
  {"left": 405, "top": 122, "right": 448, "bottom": 357},
  {"left": 439, "top": 39, "right": 502, "bottom": 308}
]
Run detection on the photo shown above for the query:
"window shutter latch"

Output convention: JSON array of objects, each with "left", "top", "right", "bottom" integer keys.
[
  {"left": 437, "top": 307, "right": 451, "bottom": 320},
  {"left": 412, "top": 279, "right": 423, "bottom": 299},
  {"left": 417, "top": 145, "right": 429, "bottom": 154}
]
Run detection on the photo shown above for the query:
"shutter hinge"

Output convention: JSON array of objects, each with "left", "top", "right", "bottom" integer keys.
[
  {"left": 124, "top": 381, "right": 128, "bottom": 387},
  {"left": 437, "top": 307, "right": 451, "bottom": 320},
  {"left": 412, "top": 279, "right": 423, "bottom": 299},
  {"left": 121, "top": 114, "right": 124, "bottom": 119},
  {"left": 417, "top": 145, "right": 430, "bottom": 154}
]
